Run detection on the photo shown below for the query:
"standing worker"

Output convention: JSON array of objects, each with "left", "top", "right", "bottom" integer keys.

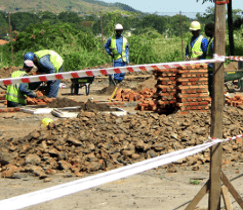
[
  {"left": 104, "top": 23, "right": 129, "bottom": 86},
  {"left": 6, "top": 60, "right": 38, "bottom": 107},
  {"left": 24, "top": 50, "right": 64, "bottom": 98},
  {"left": 185, "top": 21, "right": 208, "bottom": 61},
  {"left": 205, "top": 23, "right": 214, "bottom": 95}
]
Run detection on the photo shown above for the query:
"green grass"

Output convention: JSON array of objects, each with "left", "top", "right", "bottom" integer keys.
[{"left": 190, "top": 179, "right": 200, "bottom": 185}]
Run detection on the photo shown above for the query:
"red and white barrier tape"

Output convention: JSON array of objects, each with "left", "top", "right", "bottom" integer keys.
[
  {"left": 210, "top": 133, "right": 243, "bottom": 141},
  {"left": 0, "top": 136, "right": 231, "bottom": 210},
  {"left": 0, "top": 58, "right": 223, "bottom": 86},
  {"left": 214, "top": 54, "right": 243, "bottom": 62}
]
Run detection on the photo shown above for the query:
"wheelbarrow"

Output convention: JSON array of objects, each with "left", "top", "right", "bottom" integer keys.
[
  {"left": 70, "top": 77, "right": 94, "bottom": 95},
  {"left": 224, "top": 70, "right": 243, "bottom": 92}
]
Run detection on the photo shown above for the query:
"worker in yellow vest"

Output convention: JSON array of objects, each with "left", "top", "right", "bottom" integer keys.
[
  {"left": 185, "top": 21, "right": 208, "bottom": 61},
  {"left": 24, "top": 50, "right": 64, "bottom": 98},
  {"left": 205, "top": 23, "right": 214, "bottom": 95},
  {"left": 6, "top": 60, "right": 38, "bottom": 107},
  {"left": 104, "top": 23, "right": 129, "bottom": 86}
]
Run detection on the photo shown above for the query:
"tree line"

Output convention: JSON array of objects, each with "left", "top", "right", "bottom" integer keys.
[{"left": 0, "top": 7, "right": 242, "bottom": 40}]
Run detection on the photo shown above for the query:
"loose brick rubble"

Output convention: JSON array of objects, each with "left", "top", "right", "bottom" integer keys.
[
  {"left": 114, "top": 88, "right": 156, "bottom": 102},
  {"left": 1, "top": 106, "right": 243, "bottom": 179},
  {"left": 26, "top": 91, "right": 54, "bottom": 105},
  {"left": 226, "top": 94, "right": 243, "bottom": 107}
]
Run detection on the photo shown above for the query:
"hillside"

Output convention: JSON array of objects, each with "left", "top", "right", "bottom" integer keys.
[{"left": 0, "top": 0, "right": 140, "bottom": 14}]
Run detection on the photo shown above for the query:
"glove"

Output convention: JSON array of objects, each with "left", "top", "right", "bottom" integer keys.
[{"left": 110, "top": 52, "right": 114, "bottom": 58}]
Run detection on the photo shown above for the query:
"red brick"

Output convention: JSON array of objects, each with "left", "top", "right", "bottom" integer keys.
[
  {"left": 192, "top": 82, "right": 197, "bottom": 85},
  {"left": 189, "top": 78, "right": 199, "bottom": 82},
  {"left": 191, "top": 90, "right": 196, "bottom": 94},
  {"left": 3, "top": 109, "right": 8, "bottom": 112},
  {"left": 186, "top": 107, "right": 191, "bottom": 110},
  {"left": 197, "top": 89, "right": 202, "bottom": 93},
  {"left": 199, "top": 102, "right": 209, "bottom": 105}
]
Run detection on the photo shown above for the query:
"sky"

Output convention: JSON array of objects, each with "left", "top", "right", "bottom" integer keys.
[{"left": 100, "top": 0, "right": 242, "bottom": 18}]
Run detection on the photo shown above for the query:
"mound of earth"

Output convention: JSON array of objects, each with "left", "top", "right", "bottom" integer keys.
[
  {"left": 1, "top": 106, "right": 243, "bottom": 179},
  {"left": 0, "top": 66, "right": 21, "bottom": 79},
  {"left": 136, "top": 75, "right": 156, "bottom": 92},
  {"left": 47, "top": 98, "right": 81, "bottom": 108}
]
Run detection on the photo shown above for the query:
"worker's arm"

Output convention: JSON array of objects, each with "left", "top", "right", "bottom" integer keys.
[
  {"left": 19, "top": 83, "right": 37, "bottom": 98},
  {"left": 126, "top": 42, "right": 129, "bottom": 64},
  {"left": 104, "top": 37, "right": 112, "bottom": 56}
]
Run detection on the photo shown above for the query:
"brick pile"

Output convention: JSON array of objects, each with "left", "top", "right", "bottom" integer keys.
[
  {"left": 114, "top": 88, "right": 155, "bottom": 102},
  {"left": 226, "top": 94, "right": 243, "bottom": 107},
  {"left": 27, "top": 91, "right": 54, "bottom": 105},
  {"left": 175, "top": 64, "right": 211, "bottom": 114},
  {"left": 135, "top": 64, "right": 211, "bottom": 114},
  {"left": 153, "top": 68, "right": 177, "bottom": 114}
]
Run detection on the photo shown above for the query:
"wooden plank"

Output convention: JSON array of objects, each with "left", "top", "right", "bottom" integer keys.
[
  {"left": 185, "top": 180, "right": 209, "bottom": 210},
  {"left": 208, "top": 1, "right": 226, "bottom": 210},
  {"left": 220, "top": 172, "right": 243, "bottom": 208},
  {"left": 221, "top": 186, "right": 232, "bottom": 210}
]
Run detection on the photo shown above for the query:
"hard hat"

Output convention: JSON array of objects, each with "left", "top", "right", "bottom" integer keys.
[
  {"left": 24, "top": 52, "right": 34, "bottom": 61},
  {"left": 189, "top": 21, "right": 201, "bottom": 31},
  {"left": 115, "top": 23, "right": 123, "bottom": 30}
]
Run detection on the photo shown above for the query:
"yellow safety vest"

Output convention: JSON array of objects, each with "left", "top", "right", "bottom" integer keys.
[
  {"left": 35, "top": 50, "right": 63, "bottom": 73},
  {"left": 110, "top": 37, "right": 127, "bottom": 62},
  {"left": 6, "top": 70, "right": 27, "bottom": 105},
  {"left": 206, "top": 37, "right": 214, "bottom": 60},
  {"left": 188, "top": 35, "right": 204, "bottom": 58}
]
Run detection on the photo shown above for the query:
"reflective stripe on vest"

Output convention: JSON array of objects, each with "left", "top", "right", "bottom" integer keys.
[
  {"left": 110, "top": 37, "right": 127, "bottom": 62},
  {"left": 35, "top": 50, "right": 63, "bottom": 73},
  {"left": 206, "top": 37, "right": 214, "bottom": 60},
  {"left": 188, "top": 35, "right": 204, "bottom": 58},
  {"left": 5, "top": 70, "right": 27, "bottom": 104}
]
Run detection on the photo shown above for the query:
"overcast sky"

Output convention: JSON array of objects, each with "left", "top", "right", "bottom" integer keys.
[{"left": 100, "top": 0, "right": 242, "bottom": 18}]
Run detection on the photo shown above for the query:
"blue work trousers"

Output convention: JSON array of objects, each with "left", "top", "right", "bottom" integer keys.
[
  {"left": 38, "top": 55, "right": 63, "bottom": 98},
  {"left": 109, "top": 61, "right": 126, "bottom": 86}
]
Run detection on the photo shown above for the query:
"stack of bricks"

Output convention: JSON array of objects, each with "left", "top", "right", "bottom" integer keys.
[
  {"left": 153, "top": 68, "right": 177, "bottom": 114},
  {"left": 175, "top": 64, "right": 210, "bottom": 114},
  {"left": 153, "top": 64, "right": 210, "bottom": 114}
]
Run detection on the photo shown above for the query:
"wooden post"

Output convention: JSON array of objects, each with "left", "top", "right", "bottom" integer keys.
[
  {"left": 208, "top": 1, "right": 226, "bottom": 209},
  {"left": 8, "top": 12, "right": 14, "bottom": 66},
  {"left": 227, "top": 0, "right": 234, "bottom": 56},
  {"left": 179, "top": 11, "right": 184, "bottom": 61},
  {"left": 100, "top": 11, "right": 104, "bottom": 46}
]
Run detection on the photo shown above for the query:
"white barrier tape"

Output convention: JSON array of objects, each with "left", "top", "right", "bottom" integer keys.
[
  {"left": 0, "top": 139, "right": 223, "bottom": 210},
  {"left": 0, "top": 58, "right": 221, "bottom": 86},
  {"left": 210, "top": 133, "right": 243, "bottom": 142},
  {"left": 214, "top": 54, "right": 243, "bottom": 61}
]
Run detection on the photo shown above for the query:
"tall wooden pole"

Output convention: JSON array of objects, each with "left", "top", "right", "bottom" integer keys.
[
  {"left": 8, "top": 12, "right": 14, "bottom": 66},
  {"left": 208, "top": 1, "right": 226, "bottom": 210},
  {"left": 227, "top": 0, "right": 234, "bottom": 56},
  {"left": 179, "top": 11, "right": 184, "bottom": 61}
]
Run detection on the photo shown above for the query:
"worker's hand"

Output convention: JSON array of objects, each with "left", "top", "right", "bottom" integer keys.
[{"left": 110, "top": 52, "right": 114, "bottom": 58}]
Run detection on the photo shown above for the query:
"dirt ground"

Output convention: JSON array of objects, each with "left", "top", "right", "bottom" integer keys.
[{"left": 0, "top": 75, "right": 243, "bottom": 210}]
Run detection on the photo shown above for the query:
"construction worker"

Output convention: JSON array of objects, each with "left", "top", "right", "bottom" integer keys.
[
  {"left": 6, "top": 60, "right": 38, "bottom": 107},
  {"left": 24, "top": 50, "right": 63, "bottom": 98},
  {"left": 205, "top": 23, "right": 215, "bottom": 96},
  {"left": 185, "top": 21, "right": 208, "bottom": 61},
  {"left": 104, "top": 23, "right": 129, "bottom": 86}
]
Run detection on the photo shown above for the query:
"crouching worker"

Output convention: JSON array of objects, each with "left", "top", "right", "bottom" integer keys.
[{"left": 6, "top": 60, "right": 38, "bottom": 107}]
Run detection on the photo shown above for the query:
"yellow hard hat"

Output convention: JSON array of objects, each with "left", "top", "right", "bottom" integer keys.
[
  {"left": 42, "top": 118, "right": 53, "bottom": 127},
  {"left": 189, "top": 21, "right": 201, "bottom": 31}
]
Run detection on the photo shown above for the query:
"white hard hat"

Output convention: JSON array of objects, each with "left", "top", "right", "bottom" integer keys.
[
  {"left": 189, "top": 21, "right": 201, "bottom": 31},
  {"left": 115, "top": 23, "right": 123, "bottom": 30}
]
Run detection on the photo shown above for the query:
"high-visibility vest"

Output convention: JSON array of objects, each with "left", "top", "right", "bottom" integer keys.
[
  {"left": 206, "top": 37, "right": 214, "bottom": 60},
  {"left": 5, "top": 70, "right": 27, "bottom": 105},
  {"left": 188, "top": 35, "right": 204, "bottom": 58},
  {"left": 35, "top": 50, "right": 63, "bottom": 73},
  {"left": 110, "top": 36, "right": 127, "bottom": 62}
]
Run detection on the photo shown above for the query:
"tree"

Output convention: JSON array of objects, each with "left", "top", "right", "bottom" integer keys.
[{"left": 0, "top": 11, "right": 8, "bottom": 39}]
